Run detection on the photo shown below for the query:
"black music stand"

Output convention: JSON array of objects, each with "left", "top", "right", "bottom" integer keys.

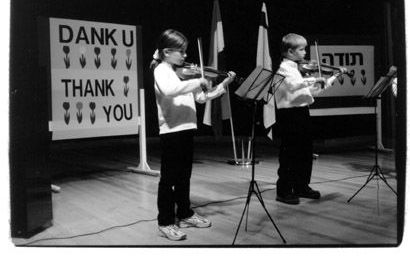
[
  {"left": 232, "top": 66, "right": 286, "bottom": 244},
  {"left": 347, "top": 68, "right": 397, "bottom": 203}
]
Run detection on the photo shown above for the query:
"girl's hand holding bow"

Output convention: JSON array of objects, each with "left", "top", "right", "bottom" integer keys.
[
  {"left": 199, "top": 77, "right": 211, "bottom": 93},
  {"left": 221, "top": 71, "right": 236, "bottom": 88}
]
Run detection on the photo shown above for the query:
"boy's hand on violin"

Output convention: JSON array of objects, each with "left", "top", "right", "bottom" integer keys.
[
  {"left": 314, "top": 77, "right": 326, "bottom": 89},
  {"left": 339, "top": 67, "right": 348, "bottom": 74},
  {"left": 315, "top": 77, "right": 326, "bottom": 84}
]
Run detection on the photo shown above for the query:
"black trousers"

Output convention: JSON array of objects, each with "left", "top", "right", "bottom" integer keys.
[
  {"left": 276, "top": 106, "right": 313, "bottom": 196},
  {"left": 157, "top": 129, "right": 195, "bottom": 226}
]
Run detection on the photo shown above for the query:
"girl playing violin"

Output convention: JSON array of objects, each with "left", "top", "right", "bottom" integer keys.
[
  {"left": 150, "top": 29, "right": 235, "bottom": 241},
  {"left": 274, "top": 33, "right": 345, "bottom": 205}
]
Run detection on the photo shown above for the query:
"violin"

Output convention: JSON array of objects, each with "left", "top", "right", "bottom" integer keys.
[
  {"left": 176, "top": 62, "right": 243, "bottom": 83},
  {"left": 299, "top": 40, "right": 354, "bottom": 80},
  {"left": 298, "top": 59, "right": 354, "bottom": 77}
]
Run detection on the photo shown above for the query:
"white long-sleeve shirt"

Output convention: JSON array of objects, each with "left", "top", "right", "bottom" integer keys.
[
  {"left": 275, "top": 58, "right": 340, "bottom": 109},
  {"left": 154, "top": 62, "right": 226, "bottom": 134},
  {"left": 274, "top": 58, "right": 317, "bottom": 109}
]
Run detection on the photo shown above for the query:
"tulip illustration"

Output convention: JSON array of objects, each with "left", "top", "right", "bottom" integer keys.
[
  {"left": 125, "top": 49, "right": 132, "bottom": 70},
  {"left": 350, "top": 70, "right": 356, "bottom": 86},
  {"left": 76, "top": 101, "right": 83, "bottom": 123},
  {"left": 79, "top": 46, "right": 86, "bottom": 68},
  {"left": 360, "top": 69, "right": 367, "bottom": 85},
  {"left": 63, "top": 102, "right": 70, "bottom": 124},
  {"left": 63, "top": 45, "right": 70, "bottom": 68},
  {"left": 123, "top": 76, "right": 130, "bottom": 97},
  {"left": 111, "top": 48, "right": 117, "bottom": 69},
  {"left": 94, "top": 47, "right": 101, "bottom": 68},
  {"left": 337, "top": 75, "right": 344, "bottom": 85},
  {"left": 89, "top": 102, "right": 96, "bottom": 124}
]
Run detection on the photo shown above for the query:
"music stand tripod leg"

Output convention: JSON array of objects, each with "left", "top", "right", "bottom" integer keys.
[
  {"left": 376, "top": 167, "right": 397, "bottom": 195},
  {"left": 253, "top": 181, "right": 287, "bottom": 243},
  {"left": 245, "top": 181, "right": 254, "bottom": 232},
  {"left": 347, "top": 167, "right": 377, "bottom": 202},
  {"left": 232, "top": 181, "right": 254, "bottom": 245}
]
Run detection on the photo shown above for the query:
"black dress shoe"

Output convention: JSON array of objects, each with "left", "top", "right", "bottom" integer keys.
[
  {"left": 295, "top": 187, "right": 321, "bottom": 199},
  {"left": 276, "top": 193, "right": 300, "bottom": 205}
]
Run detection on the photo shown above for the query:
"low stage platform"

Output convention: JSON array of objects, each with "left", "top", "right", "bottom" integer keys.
[{"left": 12, "top": 137, "right": 398, "bottom": 246}]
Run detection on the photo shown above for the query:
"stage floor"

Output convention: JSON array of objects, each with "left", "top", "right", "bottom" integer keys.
[{"left": 12, "top": 137, "right": 398, "bottom": 246}]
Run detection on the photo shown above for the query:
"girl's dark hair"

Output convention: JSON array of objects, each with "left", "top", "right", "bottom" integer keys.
[{"left": 150, "top": 29, "right": 188, "bottom": 70}]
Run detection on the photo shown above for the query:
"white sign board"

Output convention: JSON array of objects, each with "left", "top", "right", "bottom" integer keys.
[
  {"left": 49, "top": 18, "right": 139, "bottom": 140},
  {"left": 310, "top": 45, "right": 374, "bottom": 97}
]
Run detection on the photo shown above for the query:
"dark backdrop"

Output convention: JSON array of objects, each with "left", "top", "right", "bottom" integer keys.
[
  {"left": 10, "top": 0, "right": 405, "bottom": 140},
  {"left": 10, "top": 0, "right": 405, "bottom": 141}
]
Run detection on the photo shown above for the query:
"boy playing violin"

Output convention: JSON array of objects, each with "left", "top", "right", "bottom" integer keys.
[{"left": 274, "top": 33, "right": 345, "bottom": 205}]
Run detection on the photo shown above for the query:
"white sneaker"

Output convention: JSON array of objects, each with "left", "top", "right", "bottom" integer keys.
[
  {"left": 158, "top": 225, "right": 187, "bottom": 241},
  {"left": 179, "top": 213, "right": 211, "bottom": 228}
]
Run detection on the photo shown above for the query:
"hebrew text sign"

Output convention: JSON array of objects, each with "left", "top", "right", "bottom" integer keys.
[{"left": 310, "top": 45, "right": 374, "bottom": 97}]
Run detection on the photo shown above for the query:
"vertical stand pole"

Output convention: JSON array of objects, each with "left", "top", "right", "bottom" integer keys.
[
  {"left": 128, "top": 88, "right": 160, "bottom": 176},
  {"left": 376, "top": 98, "right": 384, "bottom": 150}
]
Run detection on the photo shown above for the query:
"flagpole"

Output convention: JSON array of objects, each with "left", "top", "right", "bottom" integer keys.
[
  {"left": 203, "top": 0, "right": 241, "bottom": 164},
  {"left": 226, "top": 86, "right": 238, "bottom": 162}
]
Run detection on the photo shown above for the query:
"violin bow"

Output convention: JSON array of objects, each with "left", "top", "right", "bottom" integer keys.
[
  {"left": 197, "top": 38, "right": 205, "bottom": 78},
  {"left": 314, "top": 41, "right": 322, "bottom": 78}
]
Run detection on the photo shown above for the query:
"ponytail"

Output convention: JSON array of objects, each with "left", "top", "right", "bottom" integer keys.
[
  {"left": 150, "top": 59, "right": 161, "bottom": 71},
  {"left": 150, "top": 49, "right": 161, "bottom": 71}
]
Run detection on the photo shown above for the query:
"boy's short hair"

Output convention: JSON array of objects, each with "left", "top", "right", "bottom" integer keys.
[{"left": 280, "top": 33, "right": 307, "bottom": 57}]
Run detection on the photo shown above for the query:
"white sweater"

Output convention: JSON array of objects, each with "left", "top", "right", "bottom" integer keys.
[{"left": 154, "top": 62, "right": 226, "bottom": 134}]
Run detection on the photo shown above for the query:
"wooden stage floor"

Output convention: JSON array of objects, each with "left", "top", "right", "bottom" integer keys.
[{"left": 12, "top": 137, "right": 398, "bottom": 246}]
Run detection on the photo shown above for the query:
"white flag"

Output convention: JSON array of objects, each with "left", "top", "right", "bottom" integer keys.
[{"left": 257, "top": 2, "right": 275, "bottom": 139}]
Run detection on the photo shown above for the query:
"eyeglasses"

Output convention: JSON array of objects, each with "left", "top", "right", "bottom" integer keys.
[{"left": 165, "top": 48, "right": 186, "bottom": 55}]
